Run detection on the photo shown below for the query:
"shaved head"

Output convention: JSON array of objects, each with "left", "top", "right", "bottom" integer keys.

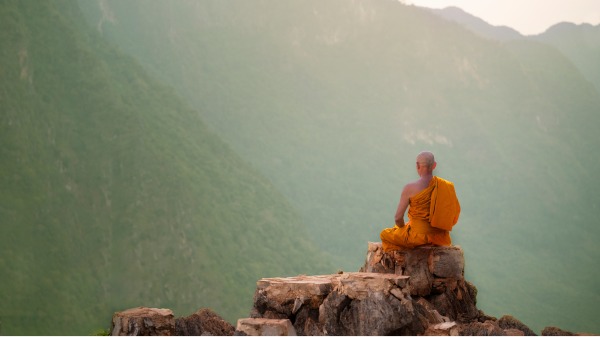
[{"left": 416, "top": 151, "right": 435, "bottom": 168}]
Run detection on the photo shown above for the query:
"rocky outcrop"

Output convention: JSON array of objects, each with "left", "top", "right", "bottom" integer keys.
[
  {"left": 250, "top": 272, "right": 419, "bottom": 335},
  {"left": 541, "top": 326, "right": 577, "bottom": 336},
  {"left": 245, "top": 243, "right": 537, "bottom": 336},
  {"left": 111, "top": 307, "right": 175, "bottom": 336},
  {"left": 108, "top": 242, "right": 589, "bottom": 336},
  {"left": 360, "top": 242, "right": 479, "bottom": 322},
  {"left": 498, "top": 315, "right": 537, "bottom": 336},
  {"left": 110, "top": 307, "right": 234, "bottom": 336},
  {"left": 176, "top": 308, "right": 235, "bottom": 336}
]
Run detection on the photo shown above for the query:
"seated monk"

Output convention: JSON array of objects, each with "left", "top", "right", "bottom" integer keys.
[{"left": 380, "top": 151, "right": 460, "bottom": 252}]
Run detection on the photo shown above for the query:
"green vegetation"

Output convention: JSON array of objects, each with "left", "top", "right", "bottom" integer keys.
[
  {"left": 78, "top": 0, "right": 600, "bottom": 334},
  {"left": 2, "top": 0, "right": 599, "bottom": 334},
  {"left": 534, "top": 22, "right": 600, "bottom": 92},
  {"left": 91, "top": 328, "right": 110, "bottom": 336},
  {"left": 0, "top": 1, "right": 333, "bottom": 335}
]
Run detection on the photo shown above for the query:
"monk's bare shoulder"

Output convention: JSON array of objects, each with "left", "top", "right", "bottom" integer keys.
[
  {"left": 402, "top": 180, "right": 421, "bottom": 197},
  {"left": 403, "top": 178, "right": 432, "bottom": 198}
]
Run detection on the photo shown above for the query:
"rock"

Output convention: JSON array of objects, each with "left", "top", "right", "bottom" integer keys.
[
  {"left": 360, "top": 242, "right": 464, "bottom": 296},
  {"left": 251, "top": 272, "right": 428, "bottom": 335},
  {"left": 247, "top": 242, "right": 484, "bottom": 335},
  {"left": 175, "top": 308, "right": 235, "bottom": 336},
  {"left": 236, "top": 318, "right": 296, "bottom": 336},
  {"left": 361, "top": 242, "right": 478, "bottom": 322},
  {"left": 541, "top": 326, "right": 576, "bottom": 336},
  {"left": 457, "top": 320, "right": 506, "bottom": 336},
  {"left": 416, "top": 297, "right": 450, "bottom": 323},
  {"left": 424, "top": 320, "right": 528, "bottom": 336},
  {"left": 427, "top": 279, "right": 479, "bottom": 322},
  {"left": 111, "top": 307, "right": 175, "bottom": 336},
  {"left": 108, "top": 241, "right": 591, "bottom": 336},
  {"left": 498, "top": 315, "right": 536, "bottom": 336},
  {"left": 476, "top": 311, "right": 498, "bottom": 323},
  {"left": 423, "top": 321, "right": 459, "bottom": 336},
  {"left": 319, "top": 278, "right": 414, "bottom": 335},
  {"left": 110, "top": 307, "right": 235, "bottom": 336},
  {"left": 252, "top": 274, "right": 335, "bottom": 321}
]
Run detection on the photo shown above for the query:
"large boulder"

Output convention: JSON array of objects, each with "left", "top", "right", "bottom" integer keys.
[
  {"left": 360, "top": 242, "right": 464, "bottom": 295},
  {"left": 250, "top": 272, "right": 438, "bottom": 335},
  {"left": 361, "top": 242, "right": 479, "bottom": 322}
]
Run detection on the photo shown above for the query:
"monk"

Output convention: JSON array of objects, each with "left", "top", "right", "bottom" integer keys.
[{"left": 380, "top": 151, "right": 460, "bottom": 252}]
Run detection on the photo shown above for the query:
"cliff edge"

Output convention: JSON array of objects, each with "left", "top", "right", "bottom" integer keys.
[{"left": 109, "top": 243, "right": 588, "bottom": 336}]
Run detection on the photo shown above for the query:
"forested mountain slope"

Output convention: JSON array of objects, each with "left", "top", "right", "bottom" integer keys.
[
  {"left": 79, "top": 0, "right": 600, "bottom": 333},
  {"left": 533, "top": 22, "right": 600, "bottom": 92},
  {"left": 0, "top": 1, "right": 332, "bottom": 334},
  {"left": 430, "top": 6, "right": 600, "bottom": 92}
]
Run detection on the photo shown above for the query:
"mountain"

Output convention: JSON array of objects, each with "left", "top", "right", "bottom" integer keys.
[
  {"left": 426, "top": 6, "right": 523, "bottom": 40},
  {"left": 427, "top": 7, "right": 600, "bottom": 93},
  {"left": 533, "top": 22, "right": 600, "bottom": 92},
  {"left": 0, "top": 1, "right": 333, "bottom": 335},
  {"left": 77, "top": 0, "right": 600, "bottom": 333}
]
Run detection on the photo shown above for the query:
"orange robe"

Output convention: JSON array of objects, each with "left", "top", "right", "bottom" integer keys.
[{"left": 380, "top": 176, "right": 460, "bottom": 252}]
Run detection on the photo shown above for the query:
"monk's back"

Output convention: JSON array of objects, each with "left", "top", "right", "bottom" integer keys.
[
  {"left": 407, "top": 177, "right": 435, "bottom": 221},
  {"left": 406, "top": 176, "right": 433, "bottom": 199}
]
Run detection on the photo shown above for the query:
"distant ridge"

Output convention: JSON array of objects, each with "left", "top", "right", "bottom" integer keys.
[
  {"left": 426, "top": 6, "right": 522, "bottom": 40},
  {"left": 426, "top": 6, "right": 600, "bottom": 92},
  {"left": 533, "top": 22, "right": 600, "bottom": 91}
]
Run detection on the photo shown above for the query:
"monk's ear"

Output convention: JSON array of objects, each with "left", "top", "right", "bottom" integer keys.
[{"left": 432, "top": 162, "right": 437, "bottom": 170}]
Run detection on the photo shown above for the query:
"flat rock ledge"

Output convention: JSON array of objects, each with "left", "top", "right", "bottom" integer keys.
[{"left": 250, "top": 272, "right": 415, "bottom": 335}]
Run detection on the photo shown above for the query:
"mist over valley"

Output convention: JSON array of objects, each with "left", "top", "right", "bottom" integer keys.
[{"left": 1, "top": 0, "right": 599, "bottom": 334}]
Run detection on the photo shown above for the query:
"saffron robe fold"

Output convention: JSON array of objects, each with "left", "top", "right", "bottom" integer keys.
[
  {"left": 430, "top": 176, "right": 461, "bottom": 231},
  {"left": 380, "top": 176, "right": 460, "bottom": 252}
]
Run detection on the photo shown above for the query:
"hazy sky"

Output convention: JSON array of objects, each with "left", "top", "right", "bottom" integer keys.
[{"left": 406, "top": 0, "right": 600, "bottom": 35}]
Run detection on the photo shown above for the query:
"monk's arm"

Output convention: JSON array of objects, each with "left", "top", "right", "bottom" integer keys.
[{"left": 394, "top": 185, "right": 410, "bottom": 227}]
